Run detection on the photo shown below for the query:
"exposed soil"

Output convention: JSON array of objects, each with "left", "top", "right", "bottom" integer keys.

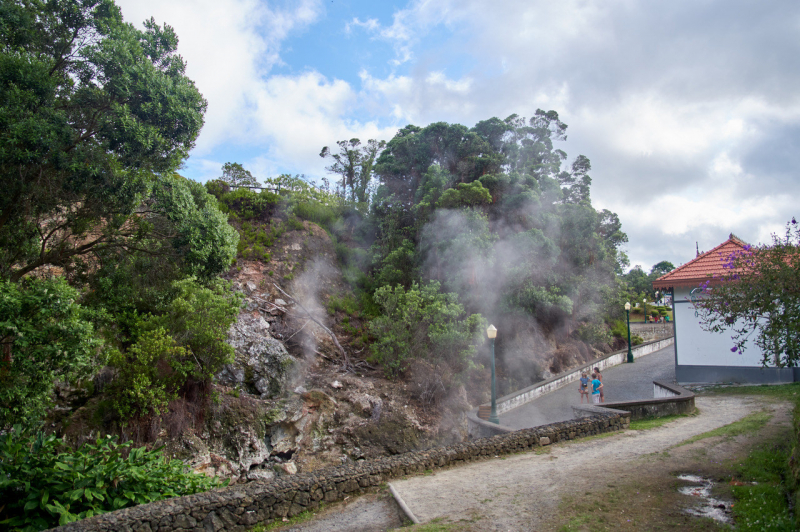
[{"left": 274, "top": 394, "right": 792, "bottom": 531}]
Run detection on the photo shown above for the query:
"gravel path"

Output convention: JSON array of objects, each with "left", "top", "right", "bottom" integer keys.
[
  {"left": 390, "top": 395, "right": 774, "bottom": 531},
  {"left": 274, "top": 393, "right": 779, "bottom": 531}
]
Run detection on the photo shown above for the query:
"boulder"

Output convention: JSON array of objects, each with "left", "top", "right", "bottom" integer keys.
[{"left": 219, "top": 312, "right": 294, "bottom": 399}]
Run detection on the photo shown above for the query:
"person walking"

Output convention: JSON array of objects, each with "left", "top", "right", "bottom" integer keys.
[
  {"left": 578, "top": 372, "right": 590, "bottom": 403},
  {"left": 591, "top": 372, "right": 603, "bottom": 404},
  {"left": 593, "top": 367, "right": 604, "bottom": 403}
]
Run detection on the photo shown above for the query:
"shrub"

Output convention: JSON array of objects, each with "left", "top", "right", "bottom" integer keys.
[
  {"left": 145, "top": 278, "right": 242, "bottom": 387},
  {"left": 285, "top": 216, "right": 306, "bottom": 232},
  {"left": 0, "top": 428, "right": 224, "bottom": 530},
  {"left": 217, "top": 189, "right": 279, "bottom": 221},
  {"left": 0, "top": 278, "right": 99, "bottom": 431},
  {"left": 610, "top": 320, "right": 627, "bottom": 338},
  {"left": 574, "top": 321, "right": 612, "bottom": 348},
  {"left": 369, "top": 281, "right": 485, "bottom": 380},
  {"left": 326, "top": 293, "right": 360, "bottom": 316},
  {"left": 294, "top": 201, "right": 340, "bottom": 230},
  {"left": 106, "top": 328, "right": 190, "bottom": 421}
]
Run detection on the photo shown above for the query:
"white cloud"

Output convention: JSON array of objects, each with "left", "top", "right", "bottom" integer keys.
[
  {"left": 116, "top": 0, "right": 325, "bottom": 154},
  {"left": 116, "top": 0, "right": 800, "bottom": 271}
]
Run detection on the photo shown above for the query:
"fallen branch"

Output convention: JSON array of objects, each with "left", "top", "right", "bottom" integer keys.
[
  {"left": 251, "top": 295, "right": 287, "bottom": 313},
  {"left": 285, "top": 319, "right": 310, "bottom": 341},
  {"left": 274, "top": 283, "right": 353, "bottom": 372}
]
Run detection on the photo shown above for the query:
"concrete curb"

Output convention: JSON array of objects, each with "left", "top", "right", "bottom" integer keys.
[{"left": 388, "top": 482, "right": 420, "bottom": 525}]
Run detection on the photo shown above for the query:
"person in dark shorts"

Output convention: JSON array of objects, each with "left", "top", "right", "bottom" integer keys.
[{"left": 578, "top": 371, "right": 590, "bottom": 403}]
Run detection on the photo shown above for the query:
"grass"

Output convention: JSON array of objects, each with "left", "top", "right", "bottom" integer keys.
[
  {"left": 729, "top": 438, "right": 796, "bottom": 531},
  {"left": 702, "top": 382, "right": 800, "bottom": 401},
  {"left": 629, "top": 410, "right": 697, "bottom": 431},
  {"left": 678, "top": 411, "right": 772, "bottom": 446},
  {"left": 249, "top": 506, "right": 320, "bottom": 531}
]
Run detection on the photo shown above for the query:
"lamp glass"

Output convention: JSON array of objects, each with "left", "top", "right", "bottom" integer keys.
[
  {"left": 624, "top": 302, "right": 631, "bottom": 311},
  {"left": 487, "top": 324, "right": 497, "bottom": 339}
]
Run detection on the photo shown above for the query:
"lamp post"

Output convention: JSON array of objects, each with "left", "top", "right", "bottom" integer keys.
[
  {"left": 625, "top": 302, "right": 634, "bottom": 363},
  {"left": 643, "top": 297, "right": 647, "bottom": 324},
  {"left": 487, "top": 324, "right": 499, "bottom": 424}
]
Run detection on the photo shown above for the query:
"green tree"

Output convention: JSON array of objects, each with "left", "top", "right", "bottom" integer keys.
[
  {"left": 0, "top": 0, "right": 207, "bottom": 282},
  {"left": 144, "top": 277, "right": 242, "bottom": 387},
  {"left": 694, "top": 220, "right": 800, "bottom": 366},
  {"left": 106, "top": 327, "right": 190, "bottom": 421},
  {"left": 0, "top": 278, "right": 99, "bottom": 430},
  {"left": 369, "top": 281, "right": 484, "bottom": 380},
  {"left": 650, "top": 260, "right": 675, "bottom": 276},
  {"left": 219, "top": 162, "right": 260, "bottom": 187},
  {"left": 320, "top": 138, "right": 386, "bottom": 203}
]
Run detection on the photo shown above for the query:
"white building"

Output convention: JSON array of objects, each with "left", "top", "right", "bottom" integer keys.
[{"left": 653, "top": 234, "right": 799, "bottom": 384}]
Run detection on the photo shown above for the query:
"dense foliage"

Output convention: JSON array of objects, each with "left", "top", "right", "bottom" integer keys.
[
  {"left": 369, "top": 281, "right": 484, "bottom": 379},
  {"left": 694, "top": 220, "right": 800, "bottom": 366},
  {"left": 0, "top": 278, "right": 98, "bottom": 430},
  {"left": 0, "top": 428, "right": 224, "bottom": 530},
  {"left": 0, "top": 0, "right": 209, "bottom": 282},
  {"left": 365, "top": 111, "right": 629, "bottom": 337}
]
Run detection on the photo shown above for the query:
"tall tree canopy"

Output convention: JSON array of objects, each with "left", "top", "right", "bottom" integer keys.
[
  {"left": 320, "top": 138, "right": 385, "bottom": 203},
  {"left": 219, "top": 162, "right": 259, "bottom": 188},
  {"left": 364, "top": 111, "right": 628, "bottom": 331},
  {"left": 0, "top": 0, "right": 208, "bottom": 281}
]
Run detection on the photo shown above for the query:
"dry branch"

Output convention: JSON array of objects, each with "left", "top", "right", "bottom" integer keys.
[{"left": 273, "top": 283, "right": 353, "bottom": 372}]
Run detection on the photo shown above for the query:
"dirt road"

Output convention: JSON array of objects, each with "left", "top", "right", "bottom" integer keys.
[{"left": 274, "top": 394, "right": 791, "bottom": 531}]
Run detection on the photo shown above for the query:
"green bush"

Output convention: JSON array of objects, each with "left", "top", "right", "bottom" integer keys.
[
  {"left": 632, "top": 334, "right": 644, "bottom": 345},
  {"left": 145, "top": 278, "right": 242, "bottom": 386},
  {"left": 326, "top": 293, "right": 360, "bottom": 316},
  {"left": 610, "top": 320, "right": 628, "bottom": 338},
  {"left": 294, "top": 201, "right": 340, "bottom": 230},
  {"left": 0, "top": 428, "right": 225, "bottom": 530},
  {"left": 368, "top": 281, "right": 485, "bottom": 379},
  {"left": 0, "top": 278, "right": 99, "bottom": 431},
  {"left": 574, "top": 321, "right": 612, "bottom": 348},
  {"left": 106, "top": 328, "right": 190, "bottom": 421},
  {"left": 285, "top": 216, "right": 306, "bottom": 232},
  {"left": 217, "top": 189, "right": 279, "bottom": 221}
]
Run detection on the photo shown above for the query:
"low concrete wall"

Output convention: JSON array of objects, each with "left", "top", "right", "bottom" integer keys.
[
  {"left": 50, "top": 411, "right": 630, "bottom": 532},
  {"left": 495, "top": 337, "right": 674, "bottom": 415},
  {"left": 576, "top": 381, "right": 695, "bottom": 421}
]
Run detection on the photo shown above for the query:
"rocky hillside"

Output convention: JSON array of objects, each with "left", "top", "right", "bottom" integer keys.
[{"left": 52, "top": 215, "right": 619, "bottom": 484}]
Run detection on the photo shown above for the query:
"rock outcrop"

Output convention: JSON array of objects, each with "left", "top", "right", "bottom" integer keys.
[{"left": 218, "top": 312, "right": 295, "bottom": 398}]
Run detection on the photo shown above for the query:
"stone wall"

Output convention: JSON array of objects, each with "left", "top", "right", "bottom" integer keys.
[
  {"left": 49, "top": 411, "right": 630, "bottom": 532},
  {"left": 573, "top": 381, "right": 695, "bottom": 421},
  {"left": 631, "top": 323, "right": 674, "bottom": 342}
]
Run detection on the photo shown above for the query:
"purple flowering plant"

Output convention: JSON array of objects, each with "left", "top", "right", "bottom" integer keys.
[{"left": 693, "top": 220, "right": 800, "bottom": 367}]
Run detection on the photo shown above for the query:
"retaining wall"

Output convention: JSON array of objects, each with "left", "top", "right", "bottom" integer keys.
[
  {"left": 50, "top": 411, "right": 630, "bottom": 532},
  {"left": 573, "top": 380, "right": 695, "bottom": 421},
  {"left": 495, "top": 337, "right": 674, "bottom": 415}
]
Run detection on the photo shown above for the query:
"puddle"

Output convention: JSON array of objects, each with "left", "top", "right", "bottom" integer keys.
[{"left": 677, "top": 474, "right": 733, "bottom": 524}]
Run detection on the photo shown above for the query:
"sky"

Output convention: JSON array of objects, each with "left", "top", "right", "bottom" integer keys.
[{"left": 116, "top": 0, "right": 800, "bottom": 272}]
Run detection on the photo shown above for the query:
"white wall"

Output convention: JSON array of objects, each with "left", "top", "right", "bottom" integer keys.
[{"left": 674, "top": 286, "right": 765, "bottom": 367}]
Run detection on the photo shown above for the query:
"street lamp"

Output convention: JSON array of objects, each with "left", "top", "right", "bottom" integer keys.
[
  {"left": 625, "top": 302, "right": 634, "bottom": 363},
  {"left": 643, "top": 297, "right": 648, "bottom": 324},
  {"left": 487, "top": 324, "right": 499, "bottom": 424}
]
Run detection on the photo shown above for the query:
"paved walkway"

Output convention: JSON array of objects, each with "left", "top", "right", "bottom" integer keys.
[{"left": 500, "top": 345, "right": 676, "bottom": 429}]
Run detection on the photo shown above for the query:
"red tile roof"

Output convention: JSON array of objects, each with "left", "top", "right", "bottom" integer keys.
[{"left": 652, "top": 234, "right": 749, "bottom": 289}]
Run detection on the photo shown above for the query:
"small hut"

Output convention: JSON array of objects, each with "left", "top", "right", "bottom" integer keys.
[{"left": 653, "top": 234, "right": 798, "bottom": 384}]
